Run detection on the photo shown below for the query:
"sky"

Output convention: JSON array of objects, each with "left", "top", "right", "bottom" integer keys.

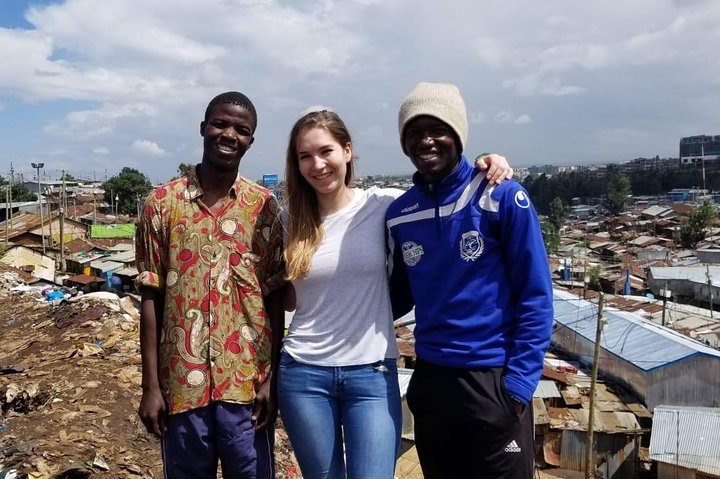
[{"left": 1, "top": 0, "right": 719, "bottom": 185}]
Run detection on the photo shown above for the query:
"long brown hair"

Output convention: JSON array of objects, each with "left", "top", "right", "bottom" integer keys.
[{"left": 284, "top": 110, "right": 355, "bottom": 280}]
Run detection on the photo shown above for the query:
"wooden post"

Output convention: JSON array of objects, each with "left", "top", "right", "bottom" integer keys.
[
  {"left": 60, "top": 171, "right": 66, "bottom": 270},
  {"left": 585, "top": 292, "right": 604, "bottom": 479},
  {"left": 662, "top": 281, "right": 668, "bottom": 327},
  {"left": 706, "top": 265, "right": 714, "bottom": 319}
]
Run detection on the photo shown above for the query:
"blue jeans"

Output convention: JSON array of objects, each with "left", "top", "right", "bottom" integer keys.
[{"left": 277, "top": 352, "right": 402, "bottom": 479}]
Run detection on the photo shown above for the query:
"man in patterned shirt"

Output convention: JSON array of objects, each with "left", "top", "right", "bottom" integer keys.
[{"left": 136, "top": 91, "right": 286, "bottom": 479}]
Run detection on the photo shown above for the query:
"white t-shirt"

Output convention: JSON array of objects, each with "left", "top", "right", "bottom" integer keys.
[{"left": 283, "top": 187, "right": 403, "bottom": 366}]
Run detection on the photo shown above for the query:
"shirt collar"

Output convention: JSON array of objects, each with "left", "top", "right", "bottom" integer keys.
[{"left": 186, "top": 166, "right": 243, "bottom": 200}]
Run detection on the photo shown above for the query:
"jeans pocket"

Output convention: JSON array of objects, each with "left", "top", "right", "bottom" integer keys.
[
  {"left": 371, "top": 358, "right": 397, "bottom": 374},
  {"left": 279, "top": 352, "right": 296, "bottom": 368}
]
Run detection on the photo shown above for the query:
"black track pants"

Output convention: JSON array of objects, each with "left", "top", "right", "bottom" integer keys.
[{"left": 407, "top": 358, "right": 534, "bottom": 479}]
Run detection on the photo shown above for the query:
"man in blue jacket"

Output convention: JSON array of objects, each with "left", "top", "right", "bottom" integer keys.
[{"left": 386, "top": 82, "right": 553, "bottom": 479}]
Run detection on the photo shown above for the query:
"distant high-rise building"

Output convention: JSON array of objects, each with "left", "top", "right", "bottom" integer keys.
[{"left": 679, "top": 135, "right": 720, "bottom": 165}]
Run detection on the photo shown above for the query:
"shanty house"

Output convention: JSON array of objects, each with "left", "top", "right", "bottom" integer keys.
[
  {"left": 552, "top": 289, "right": 720, "bottom": 409},
  {"left": 650, "top": 405, "right": 720, "bottom": 479}
]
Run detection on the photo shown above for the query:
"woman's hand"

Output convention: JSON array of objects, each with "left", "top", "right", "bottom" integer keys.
[{"left": 475, "top": 153, "right": 513, "bottom": 185}]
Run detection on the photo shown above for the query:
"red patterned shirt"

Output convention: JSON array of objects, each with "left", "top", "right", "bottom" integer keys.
[{"left": 136, "top": 169, "right": 285, "bottom": 414}]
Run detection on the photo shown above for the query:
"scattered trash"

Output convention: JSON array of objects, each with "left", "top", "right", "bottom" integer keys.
[
  {"left": 1, "top": 383, "right": 51, "bottom": 414},
  {"left": 70, "top": 342, "right": 104, "bottom": 358},
  {"left": 85, "top": 452, "right": 109, "bottom": 471},
  {"left": 122, "top": 463, "right": 143, "bottom": 475},
  {"left": 0, "top": 364, "right": 28, "bottom": 375},
  {"left": 0, "top": 467, "right": 18, "bottom": 479},
  {"left": 0, "top": 263, "right": 303, "bottom": 478},
  {"left": 51, "top": 467, "right": 92, "bottom": 479}
]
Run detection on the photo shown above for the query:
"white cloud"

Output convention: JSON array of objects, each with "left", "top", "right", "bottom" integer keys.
[
  {"left": 93, "top": 147, "right": 110, "bottom": 155},
  {"left": 299, "top": 105, "right": 335, "bottom": 116},
  {"left": 494, "top": 111, "right": 532, "bottom": 125},
  {"left": 1, "top": 0, "right": 719, "bottom": 178},
  {"left": 131, "top": 140, "right": 167, "bottom": 157},
  {"left": 470, "top": 113, "right": 487, "bottom": 125},
  {"left": 514, "top": 115, "right": 532, "bottom": 126}
]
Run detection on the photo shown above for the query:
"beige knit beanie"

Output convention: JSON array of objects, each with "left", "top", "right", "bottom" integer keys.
[{"left": 398, "top": 82, "right": 468, "bottom": 154}]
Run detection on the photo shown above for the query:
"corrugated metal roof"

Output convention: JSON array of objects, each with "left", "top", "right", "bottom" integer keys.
[
  {"left": 113, "top": 266, "right": 139, "bottom": 277},
  {"left": 641, "top": 205, "right": 669, "bottom": 217},
  {"left": 90, "top": 260, "right": 123, "bottom": 273},
  {"left": 105, "top": 250, "right": 135, "bottom": 263},
  {"left": 552, "top": 408, "right": 641, "bottom": 433},
  {"left": 66, "top": 274, "right": 106, "bottom": 285},
  {"left": 650, "top": 265, "right": 720, "bottom": 286},
  {"left": 554, "top": 289, "right": 720, "bottom": 371},
  {"left": 534, "top": 380, "right": 562, "bottom": 399},
  {"left": 649, "top": 405, "right": 720, "bottom": 477}
]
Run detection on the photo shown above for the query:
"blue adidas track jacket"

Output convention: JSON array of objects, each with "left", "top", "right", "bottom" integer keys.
[{"left": 386, "top": 156, "right": 553, "bottom": 403}]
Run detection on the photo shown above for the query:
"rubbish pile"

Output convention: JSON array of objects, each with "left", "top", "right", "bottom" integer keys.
[{"left": 0, "top": 268, "right": 299, "bottom": 478}]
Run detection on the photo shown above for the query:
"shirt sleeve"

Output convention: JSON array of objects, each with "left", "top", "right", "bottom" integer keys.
[
  {"left": 497, "top": 183, "right": 554, "bottom": 403},
  {"left": 135, "top": 190, "right": 167, "bottom": 292},
  {"left": 253, "top": 194, "right": 286, "bottom": 296}
]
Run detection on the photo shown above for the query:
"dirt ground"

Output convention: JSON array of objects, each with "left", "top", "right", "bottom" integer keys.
[{"left": 0, "top": 270, "right": 300, "bottom": 478}]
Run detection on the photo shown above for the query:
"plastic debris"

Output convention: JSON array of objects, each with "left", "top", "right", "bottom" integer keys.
[
  {"left": 0, "top": 468, "right": 18, "bottom": 479},
  {"left": 85, "top": 452, "right": 109, "bottom": 471}
]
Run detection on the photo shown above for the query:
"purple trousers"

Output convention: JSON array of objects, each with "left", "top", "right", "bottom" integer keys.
[{"left": 161, "top": 402, "right": 274, "bottom": 479}]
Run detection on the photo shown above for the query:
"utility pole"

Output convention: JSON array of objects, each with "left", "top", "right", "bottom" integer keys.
[
  {"left": 585, "top": 292, "right": 605, "bottom": 479},
  {"left": 702, "top": 143, "right": 706, "bottom": 192},
  {"left": 9, "top": 164, "right": 14, "bottom": 230},
  {"left": 31, "top": 162, "right": 45, "bottom": 255},
  {"left": 46, "top": 171, "right": 53, "bottom": 249},
  {"left": 661, "top": 281, "right": 669, "bottom": 327},
  {"left": 59, "top": 171, "right": 66, "bottom": 271},
  {"left": 93, "top": 171, "right": 97, "bottom": 225},
  {"left": 706, "top": 265, "right": 713, "bottom": 319},
  {"left": 4, "top": 176, "right": 8, "bottom": 245}
]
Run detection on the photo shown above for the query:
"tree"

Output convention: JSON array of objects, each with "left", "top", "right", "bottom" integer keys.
[
  {"left": 675, "top": 201, "right": 717, "bottom": 249},
  {"left": 102, "top": 167, "right": 153, "bottom": 215},
  {"left": 11, "top": 182, "right": 37, "bottom": 202},
  {"left": 177, "top": 162, "right": 196, "bottom": 177},
  {"left": 548, "top": 197, "right": 570, "bottom": 230},
  {"left": 540, "top": 221, "right": 560, "bottom": 254},
  {"left": 586, "top": 265, "right": 602, "bottom": 290},
  {"left": 59, "top": 172, "right": 76, "bottom": 182},
  {"left": 605, "top": 173, "right": 631, "bottom": 215}
]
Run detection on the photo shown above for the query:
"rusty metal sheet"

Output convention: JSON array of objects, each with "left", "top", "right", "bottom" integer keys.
[
  {"left": 543, "top": 430, "right": 562, "bottom": 466},
  {"left": 595, "top": 400, "right": 629, "bottom": 412},
  {"left": 624, "top": 402, "right": 652, "bottom": 418},
  {"left": 534, "top": 397, "right": 550, "bottom": 425},
  {"left": 543, "top": 365, "right": 570, "bottom": 384},
  {"left": 549, "top": 407, "right": 582, "bottom": 430},
  {"left": 611, "top": 411, "right": 641, "bottom": 431},
  {"left": 561, "top": 385, "right": 583, "bottom": 406}
]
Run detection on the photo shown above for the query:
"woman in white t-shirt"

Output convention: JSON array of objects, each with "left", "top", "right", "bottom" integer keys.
[{"left": 277, "top": 109, "right": 511, "bottom": 479}]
